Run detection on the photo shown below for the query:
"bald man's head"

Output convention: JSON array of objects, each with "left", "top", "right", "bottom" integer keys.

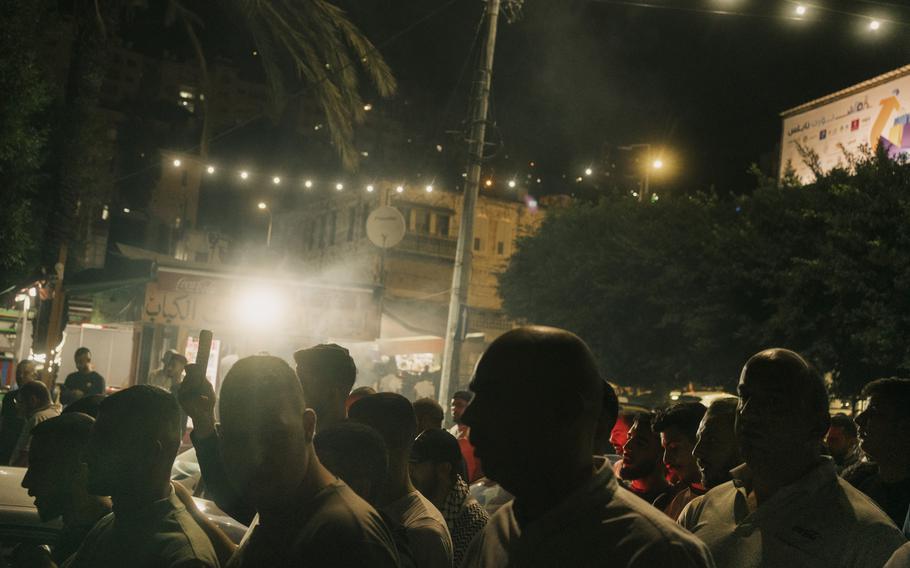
[
  {"left": 462, "top": 326, "right": 605, "bottom": 498},
  {"left": 735, "top": 348, "right": 829, "bottom": 474},
  {"left": 470, "top": 326, "right": 604, "bottom": 422},
  {"left": 218, "top": 356, "right": 314, "bottom": 512}
]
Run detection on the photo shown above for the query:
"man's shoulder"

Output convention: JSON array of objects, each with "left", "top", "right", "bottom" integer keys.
[
  {"left": 833, "top": 477, "right": 905, "bottom": 531},
  {"left": 303, "top": 483, "right": 394, "bottom": 540},
  {"left": 157, "top": 503, "right": 220, "bottom": 566}
]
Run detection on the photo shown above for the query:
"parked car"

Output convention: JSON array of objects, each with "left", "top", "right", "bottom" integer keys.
[
  {"left": 0, "top": 466, "right": 246, "bottom": 565},
  {"left": 668, "top": 390, "right": 737, "bottom": 407}
]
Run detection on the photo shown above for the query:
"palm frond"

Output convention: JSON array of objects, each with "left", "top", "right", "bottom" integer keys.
[{"left": 230, "top": 0, "right": 397, "bottom": 170}]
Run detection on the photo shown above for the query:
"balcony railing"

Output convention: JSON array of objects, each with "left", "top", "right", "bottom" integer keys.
[{"left": 395, "top": 232, "right": 457, "bottom": 259}]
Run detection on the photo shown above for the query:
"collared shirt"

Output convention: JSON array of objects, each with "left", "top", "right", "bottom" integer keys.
[
  {"left": 62, "top": 487, "right": 219, "bottom": 567},
  {"left": 678, "top": 459, "right": 906, "bottom": 568},
  {"left": 440, "top": 476, "right": 489, "bottom": 568},
  {"left": 382, "top": 490, "right": 453, "bottom": 568},
  {"left": 664, "top": 484, "right": 706, "bottom": 521},
  {"left": 227, "top": 481, "right": 400, "bottom": 568},
  {"left": 461, "top": 458, "right": 715, "bottom": 568}
]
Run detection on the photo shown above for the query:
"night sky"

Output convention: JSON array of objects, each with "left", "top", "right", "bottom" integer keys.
[{"left": 124, "top": 0, "right": 910, "bottom": 235}]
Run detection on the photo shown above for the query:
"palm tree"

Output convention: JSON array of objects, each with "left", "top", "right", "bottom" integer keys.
[{"left": 169, "top": 0, "right": 397, "bottom": 169}]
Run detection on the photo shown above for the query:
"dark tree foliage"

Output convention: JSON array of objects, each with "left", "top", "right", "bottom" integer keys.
[
  {"left": 499, "top": 149, "right": 910, "bottom": 396},
  {"left": 0, "top": 0, "right": 51, "bottom": 288}
]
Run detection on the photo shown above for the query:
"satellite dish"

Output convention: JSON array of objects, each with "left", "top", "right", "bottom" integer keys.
[{"left": 366, "top": 206, "right": 406, "bottom": 249}]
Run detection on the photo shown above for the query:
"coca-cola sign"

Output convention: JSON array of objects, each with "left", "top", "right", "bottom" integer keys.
[{"left": 175, "top": 277, "right": 216, "bottom": 295}]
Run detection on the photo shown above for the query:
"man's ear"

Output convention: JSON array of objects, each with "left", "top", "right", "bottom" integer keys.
[{"left": 303, "top": 408, "right": 317, "bottom": 443}]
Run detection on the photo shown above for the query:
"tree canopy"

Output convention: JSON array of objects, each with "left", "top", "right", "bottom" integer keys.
[{"left": 499, "top": 150, "right": 910, "bottom": 396}]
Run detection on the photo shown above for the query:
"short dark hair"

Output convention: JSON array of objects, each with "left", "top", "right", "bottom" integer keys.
[
  {"left": 99, "top": 385, "right": 180, "bottom": 452},
  {"left": 293, "top": 344, "right": 356, "bottom": 392},
  {"left": 315, "top": 422, "right": 388, "bottom": 495},
  {"left": 632, "top": 411, "right": 655, "bottom": 433},
  {"left": 62, "top": 394, "right": 106, "bottom": 419},
  {"left": 601, "top": 382, "right": 620, "bottom": 433},
  {"left": 31, "top": 413, "right": 95, "bottom": 470},
  {"left": 18, "top": 381, "right": 50, "bottom": 406},
  {"left": 348, "top": 393, "right": 417, "bottom": 452},
  {"left": 829, "top": 413, "right": 858, "bottom": 438},
  {"left": 452, "top": 391, "right": 474, "bottom": 403},
  {"left": 16, "top": 360, "right": 35, "bottom": 379},
  {"left": 410, "top": 428, "right": 464, "bottom": 478},
  {"left": 862, "top": 377, "right": 910, "bottom": 421},
  {"left": 413, "top": 398, "right": 444, "bottom": 429},
  {"left": 74, "top": 347, "right": 91, "bottom": 359},
  {"left": 350, "top": 386, "right": 377, "bottom": 398},
  {"left": 652, "top": 402, "right": 708, "bottom": 443}
]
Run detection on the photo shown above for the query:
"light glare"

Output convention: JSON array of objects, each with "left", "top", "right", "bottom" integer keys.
[
  {"left": 240, "top": 171, "right": 249, "bottom": 180},
  {"left": 304, "top": 180, "right": 313, "bottom": 188},
  {"left": 366, "top": 185, "right": 375, "bottom": 193},
  {"left": 206, "top": 165, "right": 215, "bottom": 174},
  {"left": 795, "top": 5, "right": 806, "bottom": 16},
  {"left": 173, "top": 159, "right": 181, "bottom": 167},
  {"left": 396, "top": 186, "right": 404, "bottom": 193},
  {"left": 257, "top": 202, "right": 267, "bottom": 210},
  {"left": 584, "top": 167, "right": 593, "bottom": 176},
  {"left": 425, "top": 185, "right": 434, "bottom": 193},
  {"left": 335, "top": 183, "right": 344, "bottom": 191},
  {"left": 653, "top": 159, "right": 664, "bottom": 169},
  {"left": 273, "top": 176, "right": 281, "bottom": 185},
  {"left": 870, "top": 20, "right": 881, "bottom": 31}
]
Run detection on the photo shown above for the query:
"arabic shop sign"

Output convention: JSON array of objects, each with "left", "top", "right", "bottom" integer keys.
[
  {"left": 781, "top": 70, "right": 910, "bottom": 183},
  {"left": 141, "top": 271, "right": 380, "bottom": 341}
]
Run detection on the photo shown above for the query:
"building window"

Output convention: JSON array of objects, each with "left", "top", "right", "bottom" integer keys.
[
  {"left": 436, "top": 214, "right": 450, "bottom": 237},
  {"left": 473, "top": 237, "right": 481, "bottom": 251},
  {"left": 347, "top": 207, "right": 357, "bottom": 242},
  {"left": 329, "top": 211, "right": 337, "bottom": 246},
  {"left": 497, "top": 242, "right": 505, "bottom": 255},
  {"left": 414, "top": 209, "right": 430, "bottom": 234}
]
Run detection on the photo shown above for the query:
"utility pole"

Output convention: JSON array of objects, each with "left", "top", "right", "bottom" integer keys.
[{"left": 438, "top": 0, "right": 503, "bottom": 409}]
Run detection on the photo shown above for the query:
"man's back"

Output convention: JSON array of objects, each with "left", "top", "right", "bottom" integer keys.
[
  {"left": 461, "top": 459, "right": 713, "bottom": 568},
  {"left": 62, "top": 488, "right": 218, "bottom": 567},
  {"left": 382, "top": 490, "right": 453, "bottom": 568},
  {"left": 227, "top": 481, "right": 401, "bottom": 568},
  {"left": 0, "top": 390, "right": 23, "bottom": 464},
  {"left": 679, "top": 461, "right": 905, "bottom": 568}
]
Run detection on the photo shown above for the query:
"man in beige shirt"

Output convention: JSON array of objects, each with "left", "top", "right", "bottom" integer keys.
[{"left": 679, "top": 348, "right": 905, "bottom": 568}]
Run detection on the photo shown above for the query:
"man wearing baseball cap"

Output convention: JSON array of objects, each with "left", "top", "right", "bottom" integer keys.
[{"left": 410, "top": 428, "right": 489, "bottom": 568}]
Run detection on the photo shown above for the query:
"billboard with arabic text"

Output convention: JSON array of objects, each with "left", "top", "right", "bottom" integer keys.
[{"left": 780, "top": 67, "right": 910, "bottom": 183}]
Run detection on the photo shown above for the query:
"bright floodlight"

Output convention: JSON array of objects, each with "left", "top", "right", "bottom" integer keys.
[
  {"left": 425, "top": 185, "right": 434, "bottom": 193},
  {"left": 123, "top": 208, "right": 131, "bottom": 214},
  {"left": 484, "top": 179, "right": 493, "bottom": 187},
  {"left": 272, "top": 176, "right": 281, "bottom": 185},
  {"left": 584, "top": 167, "right": 593, "bottom": 176},
  {"left": 366, "top": 184, "right": 375, "bottom": 193},
  {"left": 304, "top": 179, "right": 313, "bottom": 188},
  {"left": 795, "top": 4, "right": 806, "bottom": 16},
  {"left": 335, "top": 183, "right": 344, "bottom": 191},
  {"left": 396, "top": 185, "right": 404, "bottom": 193},
  {"left": 653, "top": 159, "right": 664, "bottom": 169},
  {"left": 508, "top": 180, "right": 517, "bottom": 188},
  {"left": 364, "top": 103, "right": 373, "bottom": 111},
  {"left": 206, "top": 165, "right": 215, "bottom": 174},
  {"left": 870, "top": 20, "right": 881, "bottom": 31},
  {"left": 233, "top": 285, "right": 283, "bottom": 330},
  {"left": 173, "top": 159, "right": 181, "bottom": 167},
  {"left": 240, "top": 171, "right": 249, "bottom": 180},
  {"left": 257, "top": 202, "right": 267, "bottom": 210}
]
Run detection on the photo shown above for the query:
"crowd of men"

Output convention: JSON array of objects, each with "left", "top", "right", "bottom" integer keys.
[{"left": 3, "top": 326, "right": 910, "bottom": 567}]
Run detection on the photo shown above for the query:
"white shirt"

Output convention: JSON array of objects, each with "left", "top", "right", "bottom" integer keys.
[
  {"left": 460, "top": 458, "right": 715, "bottom": 568},
  {"left": 678, "top": 459, "right": 906, "bottom": 568},
  {"left": 382, "top": 490, "right": 453, "bottom": 568}
]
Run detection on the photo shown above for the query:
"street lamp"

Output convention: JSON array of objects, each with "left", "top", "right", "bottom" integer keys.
[
  {"left": 257, "top": 202, "right": 272, "bottom": 247},
  {"left": 618, "top": 144, "right": 668, "bottom": 202}
]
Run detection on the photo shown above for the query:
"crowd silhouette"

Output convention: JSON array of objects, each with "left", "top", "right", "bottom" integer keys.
[{"left": 3, "top": 327, "right": 910, "bottom": 567}]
